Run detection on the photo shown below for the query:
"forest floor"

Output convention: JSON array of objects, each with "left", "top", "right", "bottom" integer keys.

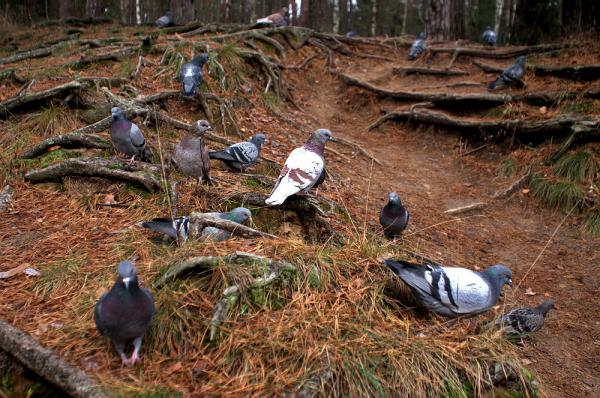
[{"left": 0, "top": 21, "right": 599, "bottom": 398}]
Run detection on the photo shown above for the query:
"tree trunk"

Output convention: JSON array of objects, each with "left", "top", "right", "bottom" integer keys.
[
  {"left": 371, "top": 0, "right": 377, "bottom": 36},
  {"left": 401, "top": 0, "right": 410, "bottom": 34},
  {"left": 333, "top": 0, "right": 339, "bottom": 33},
  {"left": 494, "top": 0, "right": 504, "bottom": 35},
  {"left": 426, "top": 0, "right": 448, "bottom": 40}
]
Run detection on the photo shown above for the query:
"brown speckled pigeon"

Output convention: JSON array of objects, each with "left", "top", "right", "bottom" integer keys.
[
  {"left": 110, "top": 107, "right": 153, "bottom": 163},
  {"left": 173, "top": 120, "right": 212, "bottom": 184},
  {"left": 497, "top": 299, "right": 555, "bottom": 336},
  {"left": 256, "top": 7, "right": 289, "bottom": 27},
  {"left": 209, "top": 133, "right": 266, "bottom": 171},
  {"left": 94, "top": 260, "right": 155, "bottom": 366},
  {"left": 380, "top": 192, "right": 409, "bottom": 238},
  {"left": 265, "top": 129, "right": 332, "bottom": 206},
  {"left": 384, "top": 259, "right": 512, "bottom": 318}
]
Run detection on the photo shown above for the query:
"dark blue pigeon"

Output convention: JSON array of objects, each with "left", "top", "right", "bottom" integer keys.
[
  {"left": 141, "top": 207, "right": 252, "bottom": 242},
  {"left": 380, "top": 192, "right": 409, "bottom": 239},
  {"left": 209, "top": 133, "right": 266, "bottom": 171},
  {"left": 173, "top": 120, "right": 212, "bottom": 183},
  {"left": 155, "top": 11, "right": 174, "bottom": 28},
  {"left": 110, "top": 107, "right": 153, "bottom": 163},
  {"left": 482, "top": 26, "right": 497, "bottom": 46},
  {"left": 488, "top": 56, "right": 526, "bottom": 89},
  {"left": 408, "top": 32, "right": 426, "bottom": 60},
  {"left": 497, "top": 299, "right": 555, "bottom": 336},
  {"left": 384, "top": 259, "right": 512, "bottom": 318},
  {"left": 179, "top": 53, "right": 209, "bottom": 97},
  {"left": 94, "top": 260, "right": 155, "bottom": 366}
]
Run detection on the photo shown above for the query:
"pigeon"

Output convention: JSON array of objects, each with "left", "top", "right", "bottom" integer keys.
[
  {"left": 180, "top": 53, "right": 210, "bottom": 97},
  {"left": 265, "top": 129, "right": 332, "bottom": 206},
  {"left": 256, "top": 7, "right": 289, "bottom": 27},
  {"left": 497, "top": 299, "right": 555, "bottom": 336},
  {"left": 380, "top": 192, "right": 409, "bottom": 238},
  {"left": 110, "top": 107, "right": 153, "bottom": 163},
  {"left": 488, "top": 56, "right": 526, "bottom": 90},
  {"left": 384, "top": 259, "right": 512, "bottom": 318},
  {"left": 141, "top": 207, "right": 252, "bottom": 242},
  {"left": 209, "top": 133, "right": 266, "bottom": 171},
  {"left": 345, "top": 30, "right": 357, "bottom": 38},
  {"left": 155, "top": 11, "right": 174, "bottom": 28},
  {"left": 94, "top": 260, "right": 155, "bottom": 366},
  {"left": 408, "top": 32, "right": 426, "bottom": 60},
  {"left": 173, "top": 120, "right": 212, "bottom": 183},
  {"left": 482, "top": 26, "right": 497, "bottom": 46}
]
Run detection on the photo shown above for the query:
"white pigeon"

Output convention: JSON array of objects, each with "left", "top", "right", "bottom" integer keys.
[{"left": 265, "top": 129, "right": 332, "bottom": 206}]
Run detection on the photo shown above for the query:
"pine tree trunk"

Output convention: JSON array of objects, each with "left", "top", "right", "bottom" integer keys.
[
  {"left": 333, "top": 0, "right": 339, "bottom": 33},
  {"left": 371, "top": 0, "right": 377, "bottom": 36},
  {"left": 494, "top": 0, "right": 504, "bottom": 34},
  {"left": 401, "top": 0, "right": 410, "bottom": 34}
]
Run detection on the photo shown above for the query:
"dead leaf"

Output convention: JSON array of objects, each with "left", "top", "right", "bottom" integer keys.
[
  {"left": 0, "top": 263, "right": 30, "bottom": 279},
  {"left": 102, "top": 193, "right": 117, "bottom": 205},
  {"left": 525, "top": 288, "right": 536, "bottom": 296},
  {"left": 165, "top": 362, "right": 183, "bottom": 376},
  {"left": 522, "top": 358, "right": 533, "bottom": 365},
  {"left": 521, "top": 188, "right": 530, "bottom": 194},
  {"left": 539, "top": 106, "right": 547, "bottom": 114}
]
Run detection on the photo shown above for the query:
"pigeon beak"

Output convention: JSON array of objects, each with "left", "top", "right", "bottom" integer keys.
[
  {"left": 329, "top": 137, "right": 338, "bottom": 142},
  {"left": 122, "top": 277, "right": 131, "bottom": 288}
]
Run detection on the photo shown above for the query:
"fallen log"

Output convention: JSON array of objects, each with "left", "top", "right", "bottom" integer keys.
[
  {"left": 24, "top": 157, "right": 163, "bottom": 192},
  {"left": 368, "top": 109, "right": 600, "bottom": 137},
  {"left": 19, "top": 133, "right": 110, "bottom": 159},
  {"left": 188, "top": 212, "right": 278, "bottom": 240},
  {"left": 0, "top": 81, "right": 82, "bottom": 118},
  {"left": 532, "top": 64, "right": 600, "bottom": 82},
  {"left": 0, "top": 320, "right": 107, "bottom": 398},
  {"left": 430, "top": 43, "right": 576, "bottom": 60},
  {"left": 392, "top": 66, "right": 469, "bottom": 76},
  {"left": 444, "top": 202, "right": 487, "bottom": 215}
]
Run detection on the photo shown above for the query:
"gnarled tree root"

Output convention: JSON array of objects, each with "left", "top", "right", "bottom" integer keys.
[
  {"left": 0, "top": 320, "right": 108, "bottom": 398},
  {"left": 0, "top": 81, "right": 82, "bottom": 118},
  {"left": 188, "top": 213, "right": 278, "bottom": 240},
  {"left": 19, "top": 133, "right": 111, "bottom": 159},
  {"left": 24, "top": 157, "right": 163, "bottom": 192},
  {"left": 392, "top": 66, "right": 469, "bottom": 76}
]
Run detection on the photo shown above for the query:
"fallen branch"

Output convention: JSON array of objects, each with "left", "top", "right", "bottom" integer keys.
[
  {"left": 0, "top": 81, "right": 82, "bottom": 118},
  {"left": 392, "top": 66, "right": 469, "bottom": 76},
  {"left": 188, "top": 212, "right": 278, "bottom": 240},
  {"left": 24, "top": 157, "right": 163, "bottom": 192},
  {"left": 492, "top": 168, "right": 532, "bottom": 199},
  {"left": 0, "top": 185, "right": 14, "bottom": 212},
  {"left": 19, "top": 133, "right": 110, "bottom": 159},
  {"left": 444, "top": 202, "right": 487, "bottom": 215},
  {"left": 281, "top": 53, "right": 321, "bottom": 69},
  {"left": 368, "top": 109, "right": 600, "bottom": 137},
  {"left": 0, "top": 320, "right": 107, "bottom": 398}
]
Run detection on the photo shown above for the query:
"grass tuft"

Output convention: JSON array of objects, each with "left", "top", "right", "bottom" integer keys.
[
  {"left": 553, "top": 151, "right": 598, "bottom": 183},
  {"left": 499, "top": 159, "right": 518, "bottom": 177},
  {"left": 583, "top": 209, "right": 600, "bottom": 237},
  {"left": 530, "top": 174, "right": 584, "bottom": 212}
]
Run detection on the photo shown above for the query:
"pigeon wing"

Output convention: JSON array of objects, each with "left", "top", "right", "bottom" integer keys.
[
  {"left": 266, "top": 147, "right": 323, "bottom": 205},
  {"left": 129, "top": 123, "right": 146, "bottom": 152}
]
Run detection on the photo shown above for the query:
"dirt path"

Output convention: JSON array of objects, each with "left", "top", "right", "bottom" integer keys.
[{"left": 299, "top": 70, "right": 599, "bottom": 398}]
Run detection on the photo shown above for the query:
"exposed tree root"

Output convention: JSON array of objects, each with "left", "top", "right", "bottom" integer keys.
[
  {"left": 545, "top": 120, "right": 600, "bottom": 164},
  {"left": 65, "top": 47, "right": 137, "bottom": 69},
  {"left": 331, "top": 136, "right": 382, "bottom": 166},
  {"left": 0, "top": 41, "right": 76, "bottom": 65},
  {"left": 0, "top": 185, "right": 14, "bottom": 212},
  {"left": 473, "top": 61, "right": 503, "bottom": 73},
  {"left": 430, "top": 43, "right": 577, "bottom": 60},
  {"left": 368, "top": 109, "right": 600, "bottom": 138},
  {"left": 444, "top": 202, "right": 487, "bottom": 215},
  {"left": 188, "top": 212, "right": 277, "bottom": 239},
  {"left": 228, "top": 191, "right": 341, "bottom": 242},
  {"left": 19, "top": 133, "right": 111, "bottom": 159},
  {"left": 532, "top": 64, "right": 600, "bottom": 81},
  {"left": 0, "top": 81, "right": 82, "bottom": 118},
  {"left": 492, "top": 168, "right": 533, "bottom": 199},
  {"left": 0, "top": 320, "right": 107, "bottom": 398},
  {"left": 0, "top": 68, "right": 27, "bottom": 84},
  {"left": 392, "top": 66, "right": 469, "bottom": 76},
  {"left": 24, "top": 157, "right": 163, "bottom": 192}
]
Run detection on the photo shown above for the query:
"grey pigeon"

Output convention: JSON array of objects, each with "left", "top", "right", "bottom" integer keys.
[
  {"left": 488, "top": 56, "right": 526, "bottom": 89},
  {"left": 380, "top": 192, "right": 409, "bottom": 238},
  {"left": 265, "top": 129, "right": 332, "bottom": 206},
  {"left": 408, "top": 32, "right": 426, "bottom": 60},
  {"left": 256, "top": 7, "right": 288, "bottom": 27},
  {"left": 497, "top": 299, "right": 554, "bottom": 336},
  {"left": 141, "top": 207, "right": 252, "bottom": 242},
  {"left": 110, "top": 107, "right": 153, "bottom": 163},
  {"left": 482, "top": 26, "right": 497, "bottom": 46},
  {"left": 345, "top": 30, "right": 357, "bottom": 38},
  {"left": 384, "top": 259, "right": 512, "bottom": 318},
  {"left": 94, "top": 260, "right": 155, "bottom": 366},
  {"left": 155, "top": 11, "right": 174, "bottom": 28},
  {"left": 180, "top": 53, "right": 209, "bottom": 97},
  {"left": 209, "top": 133, "right": 266, "bottom": 171},
  {"left": 173, "top": 120, "right": 212, "bottom": 183}
]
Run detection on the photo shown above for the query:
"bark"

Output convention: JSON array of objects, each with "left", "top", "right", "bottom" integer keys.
[
  {"left": 188, "top": 213, "right": 278, "bottom": 240},
  {"left": 24, "top": 157, "right": 164, "bottom": 192},
  {"left": 0, "top": 320, "right": 108, "bottom": 398},
  {"left": 19, "top": 133, "right": 111, "bottom": 159},
  {"left": 429, "top": 43, "right": 579, "bottom": 59}
]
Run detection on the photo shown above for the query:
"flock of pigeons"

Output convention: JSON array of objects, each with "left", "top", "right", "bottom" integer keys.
[
  {"left": 94, "top": 15, "right": 553, "bottom": 367},
  {"left": 407, "top": 26, "right": 527, "bottom": 90}
]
